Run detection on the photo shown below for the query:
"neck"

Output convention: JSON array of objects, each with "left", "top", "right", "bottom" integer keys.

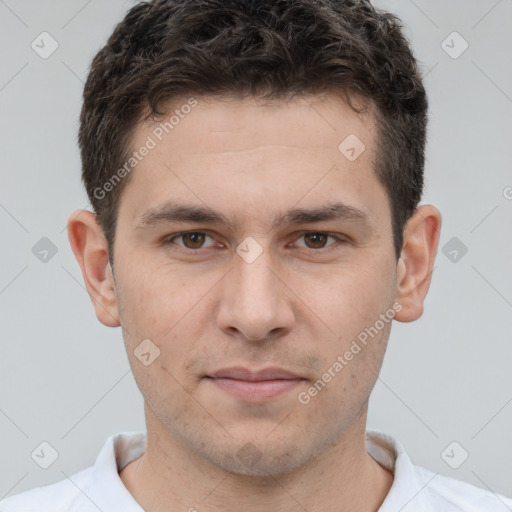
[{"left": 120, "top": 405, "right": 393, "bottom": 512}]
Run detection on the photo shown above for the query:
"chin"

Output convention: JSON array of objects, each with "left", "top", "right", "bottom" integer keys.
[
  {"left": 193, "top": 432, "right": 323, "bottom": 478},
  {"left": 216, "top": 447, "right": 309, "bottom": 477}
]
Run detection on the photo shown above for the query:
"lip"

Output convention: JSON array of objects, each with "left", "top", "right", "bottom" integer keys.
[
  {"left": 208, "top": 366, "right": 302, "bottom": 381},
  {"left": 205, "top": 367, "right": 305, "bottom": 402}
]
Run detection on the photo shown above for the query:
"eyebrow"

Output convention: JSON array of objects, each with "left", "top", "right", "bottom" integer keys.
[{"left": 136, "top": 201, "right": 371, "bottom": 231}]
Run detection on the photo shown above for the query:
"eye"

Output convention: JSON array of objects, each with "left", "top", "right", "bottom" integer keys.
[
  {"left": 163, "top": 230, "right": 346, "bottom": 254},
  {"left": 292, "top": 232, "right": 345, "bottom": 251},
  {"left": 165, "top": 231, "right": 217, "bottom": 251}
]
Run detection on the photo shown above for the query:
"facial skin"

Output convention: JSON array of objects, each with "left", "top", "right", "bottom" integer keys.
[{"left": 68, "top": 93, "right": 441, "bottom": 512}]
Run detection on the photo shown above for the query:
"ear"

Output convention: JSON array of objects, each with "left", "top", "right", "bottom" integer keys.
[
  {"left": 67, "top": 209, "right": 120, "bottom": 327},
  {"left": 394, "top": 204, "right": 442, "bottom": 323}
]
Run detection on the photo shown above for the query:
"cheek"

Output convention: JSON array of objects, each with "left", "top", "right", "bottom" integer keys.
[
  {"left": 299, "top": 325, "right": 389, "bottom": 433},
  {"left": 299, "top": 262, "right": 394, "bottom": 337},
  {"left": 295, "top": 261, "right": 395, "bottom": 393},
  {"left": 117, "top": 261, "right": 187, "bottom": 338},
  {"left": 117, "top": 264, "right": 217, "bottom": 386}
]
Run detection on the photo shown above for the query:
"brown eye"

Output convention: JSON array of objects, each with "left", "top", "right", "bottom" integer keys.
[
  {"left": 180, "top": 232, "right": 207, "bottom": 249},
  {"left": 166, "top": 231, "right": 215, "bottom": 251},
  {"left": 290, "top": 232, "right": 347, "bottom": 253},
  {"left": 303, "top": 232, "right": 329, "bottom": 249}
]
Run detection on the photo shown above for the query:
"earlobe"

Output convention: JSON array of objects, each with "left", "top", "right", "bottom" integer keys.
[
  {"left": 67, "top": 209, "right": 120, "bottom": 327},
  {"left": 394, "top": 205, "right": 442, "bottom": 323}
]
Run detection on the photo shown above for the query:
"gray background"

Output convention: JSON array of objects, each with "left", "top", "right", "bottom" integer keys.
[{"left": 1, "top": 0, "right": 511, "bottom": 502}]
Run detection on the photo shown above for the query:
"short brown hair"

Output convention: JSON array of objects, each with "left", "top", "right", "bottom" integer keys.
[{"left": 79, "top": 0, "right": 427, "bottom": 263}]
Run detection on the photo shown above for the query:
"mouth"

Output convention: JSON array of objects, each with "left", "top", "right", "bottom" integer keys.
[
  {"left": 204, "top": 366, "right": 306, "bottom": 402},
  {"left": 205, "top": 367, "right": 306, "bottom": 402}
]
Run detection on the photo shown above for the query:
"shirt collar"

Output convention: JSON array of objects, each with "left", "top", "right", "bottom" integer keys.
[
  {"left": 87, "top": 429, "right": 428, "bottom": 511},
  {"left": 366, "top": 429, "right": 432, "bottom": 511},
  {"left": 89, "top": 431, "right": 146, "bottom": 512}
]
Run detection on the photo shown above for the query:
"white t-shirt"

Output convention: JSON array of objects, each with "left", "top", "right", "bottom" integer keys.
[{"left": 1, "top": 430, "right": 511, "bottom": 511}]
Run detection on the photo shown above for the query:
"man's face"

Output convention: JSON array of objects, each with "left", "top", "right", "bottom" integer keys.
[{"left": 112, "top": 93, "right": 399, "bottom": 475}]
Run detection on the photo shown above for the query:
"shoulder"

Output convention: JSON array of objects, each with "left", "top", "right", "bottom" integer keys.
[
  {"left": 412, "top": 465, "right": 512, "bottom": 512},
  {"left": 0, "top": 431, "right": 146, "bottom": 512},
  {"left": 366, "top": 430, "right": 512, "bottom": 512},
  {"left": 0, "top": 467, "right": 97, "bottom": 512}
]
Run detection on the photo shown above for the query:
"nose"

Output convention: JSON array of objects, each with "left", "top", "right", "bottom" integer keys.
[{"left": 216, "top": 244, "right": 295, "bottom": 342}]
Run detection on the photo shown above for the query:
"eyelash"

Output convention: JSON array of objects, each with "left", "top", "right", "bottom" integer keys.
[{"left": 163, "top": 231, "right": 347, "bottom": 254}]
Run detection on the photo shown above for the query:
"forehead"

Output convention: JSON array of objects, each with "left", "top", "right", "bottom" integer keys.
[
  {"left": 119, "top": 93, "right": 388, "bottom": 230},
  {"left": 143, "top": 93, "right": 374, "bottom": 154}
]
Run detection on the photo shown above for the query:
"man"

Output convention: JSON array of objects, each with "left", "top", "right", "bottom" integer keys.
[{"left": 2, "top": 0, "right": 510, "bottom": 510}]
